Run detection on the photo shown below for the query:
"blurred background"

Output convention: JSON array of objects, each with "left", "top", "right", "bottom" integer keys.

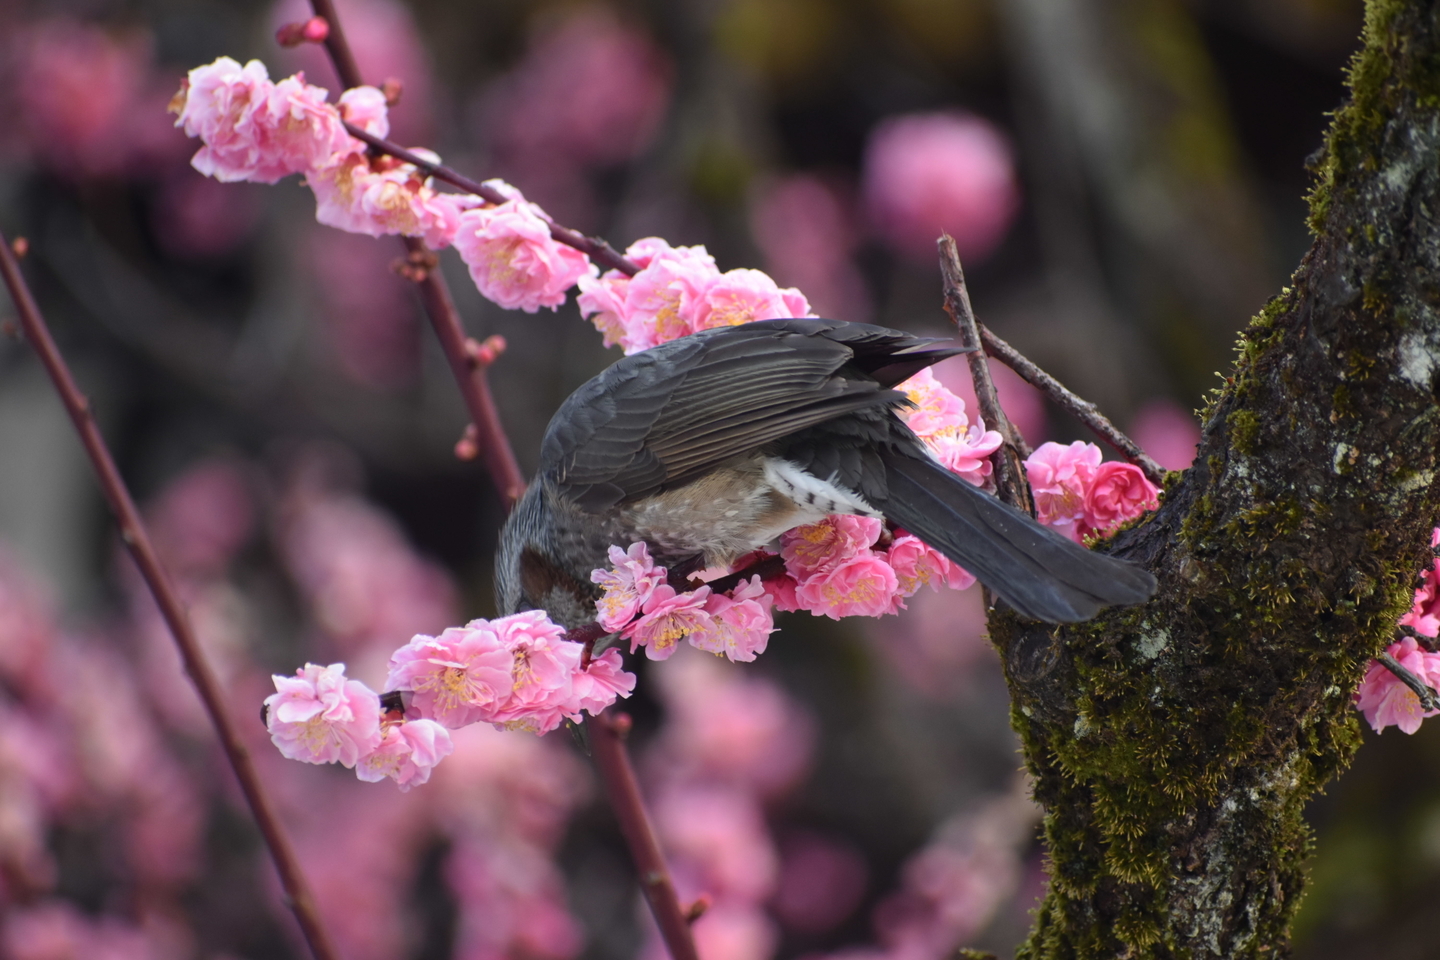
[{"left": 1, "top": 0, "right": 1432, "bottom": 958}]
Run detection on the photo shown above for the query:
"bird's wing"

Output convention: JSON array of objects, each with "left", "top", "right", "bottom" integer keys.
[{"left": 541, "top": 321, "right": 911, "bottom": 512}]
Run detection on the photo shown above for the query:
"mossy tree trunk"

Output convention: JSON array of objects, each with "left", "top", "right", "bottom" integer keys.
[{"left": 999, "top": 1, "right": 1440, "bottom": 956}]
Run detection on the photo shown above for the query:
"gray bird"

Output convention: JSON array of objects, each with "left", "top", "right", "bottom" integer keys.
[{"left": 496, "top": 318, "right": 1156, "bottom": 627}]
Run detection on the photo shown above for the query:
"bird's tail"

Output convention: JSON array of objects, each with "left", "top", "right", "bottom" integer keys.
[{"left": 879, "top": 449, "right": 1157, "bottom": 622}]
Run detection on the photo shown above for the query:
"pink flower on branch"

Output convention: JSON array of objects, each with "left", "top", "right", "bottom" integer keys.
[
  {"left": 780, "top": 515, "right": 884, "bottom": 580},
  {"left": 265, "top": 662, "right": 383, "bottom": 767},
  {"left": 355, "top": 718, "right": 454, "bottom": 790},
  {"left": 794, "top": 553, "right": 901, "bottom": 619},
  {"left": 887, "top": 533, "right": 975, "bottom": 596},
  {"left": 1024, "top": 441, "right": 1102, "bottom": 541},
  {"left": 1399, "top": 528, "right": 1440, "bottom": 639},
  {"left": 691, "top": 269, "right": 813, "bottom": 332},
  {"left": 453, "top": 183, "right": 595, "bottom": 312},
  {"left": 309, "top": 151, "right": 469, "bottom": 249},
  {"left": 626, "top": 585, "right": 715, "bottom": 660},
  {"left": 1355, "top": 637, "right": 1440, "bottom": 734},
  {"left": 691, "top": 577, "right": 777, "bottom": 662},
  {"left": 591, "top": 542, "right": 667, "bottom": 632},
  {"left": 386, "top": 623, "right": 515, "bottom": 729},
  {"left": 1084, "top": 461, "right": 1161, "bottom": 536}
]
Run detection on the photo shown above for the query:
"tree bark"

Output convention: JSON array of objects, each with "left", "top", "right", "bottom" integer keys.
[{"left": 999, "top": 1, "right": 1440, "bottom": 956}]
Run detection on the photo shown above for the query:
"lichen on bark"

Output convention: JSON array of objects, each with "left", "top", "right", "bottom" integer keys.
[{"left": 997, "top": 1, "right": 1440, "bottom": 956}]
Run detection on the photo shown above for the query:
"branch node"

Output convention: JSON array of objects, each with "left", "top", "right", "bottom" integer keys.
[
  {"left": 684, "top": 895, "right": 712, "bottom": 924},
  {"left": 609, "top": 712, "right": 634, "bottom": 739},
  {"left": 1, "top": 319, "right": 19, "bottom": 340},
  {"left": 392, "top": 248, "right": 437, "bottom": 284},
  {"left": 454, "top": 423, "right": 480, "bottom": 462},
  {"left": 10, "top": 237, "right": 28, "bottom": 259},
  {"left": 381, "top": 77, "right": 403, "bottom": 107},
  {"left": 464, "top": 335, "right": 506, "bottom": 368},
  {"left": 276, "top": 16, "right": 330, "bottom": 47}
]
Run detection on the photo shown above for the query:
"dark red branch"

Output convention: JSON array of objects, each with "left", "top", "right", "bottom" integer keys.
[
  {"left": 977, "top": 325, "right": 1167, "bottom": 486},
  {"left": 302, "top": 9, "right": 697, "bottom": 960},
  {"left": 0, "top": 230, "right": 342, "bottom": 960},
  {"left": 938, "top": 235, "right": 1034, "bottom": 514},
  {"left": 340, "top": 122, "right": 639, "bottom": 276},
  {"left": 589, "top": 712, "right": 702, "bottom": 960}
]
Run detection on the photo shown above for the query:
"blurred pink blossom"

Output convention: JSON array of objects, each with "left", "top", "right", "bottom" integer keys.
[
  {"left": 337, "top": 85, "right": 389, "bottom": 137},
  {"left": 305, "top": 227, "right": 422, "bottom": 388},
  {"left": 265, "top": 662, "right": 383, "bottom": 766},
  {"left": 654, "top": 784, "right": 779, "bottom": 902},
  {"left": 150, "top": 172, "right": 264, "bottom": 259},
  {"left": 2, "top": 901, "right": 154, "bottom": 960},
  {"left": 280, "top": 490, "right": 456, "bottom": 654},
  {"left": 447, "top": 839, "right": 583, "bottom": 960},
  {"left": 685, "top": 903, "right": 779, "bottom": 960},
  {"left": 869, "top": 584, "right": 991, "bottom": 699},
  {"left": 0, "top": 544, "right": 57, "bottom": 688},
  {"left": 356, "top": 718, "right": 454, "bottom": 790},
  {"left": 13, "top": 20, "right": 149, "bottom": 178},
  {"left": 1130, "top": 399, "right": 1200, "bottom": 471},
  {"left": 592, "top": 542, "right": 667, "bottom": 631},
  {"left": 453, "top": 188, "right": 595, "bottom": 312},
  {"left": 863, "top": 111, "right": 1020, "bottom": 263},
  {"left": 1356, "top": 637, "right": 1440, "bottom": 733},
  {"left": 145, "top": 459, "right": 255, "bottom": 577},
  {"left": 773, "top": 832, "right": 869, "bottom": 934},
  {"left": 750, "top": 174, "right": 872, "bottom": 322}
]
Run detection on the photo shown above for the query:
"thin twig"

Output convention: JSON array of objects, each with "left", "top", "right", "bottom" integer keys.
[
  {"left": 303, "top": 10, "right": 697, "bottom": 960},
  {"left": 977, "top": 326, "right": 1167, "bottom": 486},
  {"left": 341, "top": 123, "right": 639, "bottom": 277},
  {"left": 402, "top": 237, "right": 526, "bottom": 505},
  {"left": 937, "top": 235, "right": 1033, "bottom": 513},
  {"left": 1378, "top": 652, "right": 1440, "bottom": 711},
  {"left": 0, "top": 230, "right": 342, "bottom": 960},
  {"left": 588, "top": 712, "right": 701, "bottom": 960}
]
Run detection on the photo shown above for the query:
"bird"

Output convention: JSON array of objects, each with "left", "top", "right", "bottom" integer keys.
[{"left": 495, "top": 318, "right": 1156, "bottom": 628}]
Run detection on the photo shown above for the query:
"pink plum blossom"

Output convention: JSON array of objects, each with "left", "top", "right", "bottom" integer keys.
[
  {"left": 452, "top": 188, "right": 595, "bottom": 311},
  {"left": 896, "top": 368, "right": 1003, "bottom": 486},
  {"left": 176, "top": 57, "right": 353, "bottom": 183},
  {"left": 1400, "top": 528, "right": 1440, "bottom": 639},
  {"left": 887, "top": 533, "right": 975, "bottom": 596},
  {"left": 780, "top": 515, "right": 884, "bottom": 579},
  {"left": 386, "top": 624, "right": 514, "bottom": 729},
  {"left": 1355, "top": 637, "right": 1440, "bottom": 734},
  {"left": 863, "top": 111, "right": 1020, "bottom": 263},
  {"left": 928, "top": 426, "right": 1004, "bottom": 488},
  {"left": 569, "top": 649, "right": 638, "bottom": 716},
  {"left": 794, "top": 553, "right": 901, "bottom": 619},
  {"left": 489, "top": 612, "right": 582, "bottom": 733},
  {"left": 356, "top": 719, "right": 454, "bottom": 790},
  {"left": 337, "top": 84, "right": 390, "bottom": 137},
  {"left": 591, "top": 542, "right": 667, "bottom": 631},
  {"left": 575, "top": 271, "right": 635, "bottom": 350},
  {"left": 309, "top": 152, "right": 469, "bottom": 249},
  {"left": 691, "top": 268, "right": 813, "bottom": 331},
  {"left": 626, "top": 585, "right": 715, "bottom": 660},
  {"left": 1024, "top": 441, "right": 1102, "bottom": 540},
  {"left": 1084, "top": 461, "right": 1161, "bottom": 535},
  {"left": 691, "top": 577, "right": 777, "bottom": 662},
  {"left": 617, "top": 242, "right": 722, "bottom": 348},
  {"left": 266, "top": 662, "right": 383, "bottom": 766}
]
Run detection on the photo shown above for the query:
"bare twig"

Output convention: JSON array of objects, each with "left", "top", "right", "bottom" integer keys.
[
  {"left": 303, "top": 9, "right": 697, "bottom": 960},
  {"left": 977, "top": 326, "right": 1167, "bottom": 486},
  {"left": 588, "top": 712, "right": 702, "bottom": 960},
  {"left": 1378, "top": 652, "right": 1440, "bottom": 711},
  {"left": 340, "top": 123, "right": 639, "bottom": 277},
  {"left": 0, "top": 230, "right": 341, "bottom": 960},
  {"left": 938, "top": 235, "right": 1033, "bottom": 513}
]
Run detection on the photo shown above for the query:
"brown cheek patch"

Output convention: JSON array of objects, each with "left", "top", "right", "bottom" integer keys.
[{"left": 519, "top": 547, "right": 587, "bottom": 608}]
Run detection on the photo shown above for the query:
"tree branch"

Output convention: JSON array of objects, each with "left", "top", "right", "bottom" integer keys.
[
  {"left": 0, "top": 231, "right": 342, "bottom": 960},
  {"left": 938, "top": 235, "right": 1033, "bottom": 512}
]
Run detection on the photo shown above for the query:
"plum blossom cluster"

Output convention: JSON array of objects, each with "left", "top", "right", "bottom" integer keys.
[
  {"left": 1023, "top": 441, "right": 1162, "bottom": 542},
  {"left": 265, "top": 613, "right": 636, "bottom": 787},
  {"left": 577, "top": 238, "right": 814, "bottom": 353},
  {"left": 173, "top": 56, "right": 593, "bottom": 311},
  {"left": 1355, "top": 527, "right": 1440, "bottom": 734}
]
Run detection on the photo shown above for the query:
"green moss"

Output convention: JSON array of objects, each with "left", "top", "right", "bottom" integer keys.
[{"left": 1228, "top": 408, "right": 1262, "bottom": 456}]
